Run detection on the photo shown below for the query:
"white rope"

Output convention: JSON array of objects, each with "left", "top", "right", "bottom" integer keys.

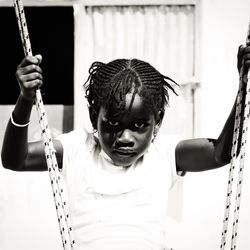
[
  {"left": 220, "top": 21, "right": 250, "bottom": 250},
  {"left": 13, "top": 1, "right": 75, "bottom": 249}
]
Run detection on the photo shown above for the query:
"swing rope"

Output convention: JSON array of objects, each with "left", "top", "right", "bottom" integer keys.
[
  {"left": 13, "top": 1, "right": 75, "bottom": 249},
  {"left": 220, "top": 22, "right": 250, "bottom": 250}
]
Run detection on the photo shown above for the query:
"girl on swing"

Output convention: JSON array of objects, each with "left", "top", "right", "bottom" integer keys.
[{"left": 1, "top": 44, "right": 250, "bottom": 250}]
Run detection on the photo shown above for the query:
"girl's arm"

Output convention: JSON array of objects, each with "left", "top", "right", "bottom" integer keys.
[
  {"left": 175, "top": 45, "right": 250, "bottom": 172},
  {"left": 1, "top": 55, "right": 63, "bottom": 171},
  {"left": 175, "top": 99, "right": 240, "bottom": 172}
]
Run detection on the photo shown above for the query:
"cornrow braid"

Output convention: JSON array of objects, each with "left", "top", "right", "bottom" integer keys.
[{"left": 84, "top": 58, "right": 178, "bottom": 129}]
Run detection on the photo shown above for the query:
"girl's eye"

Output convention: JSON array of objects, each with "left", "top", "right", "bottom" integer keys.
[
  {"left": 134, "top": 122, "right": 145, "bottom": 129},
  {"left": 108, "top": 120, "right": 119, "bottom": 126}
]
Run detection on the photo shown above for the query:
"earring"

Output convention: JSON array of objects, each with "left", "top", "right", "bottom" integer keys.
[{"left": 152, "top": 127, "right": 158, "bottom": 142}]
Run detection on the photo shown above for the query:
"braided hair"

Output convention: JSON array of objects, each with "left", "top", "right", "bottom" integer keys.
[{"left": 85, "top": 58, "right": 178, "bottom": 129}]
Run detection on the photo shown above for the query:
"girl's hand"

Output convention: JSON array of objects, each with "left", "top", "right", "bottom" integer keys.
[
  {"left": 237, "top": 45, "right": 250, "bottom": 81},
  {"left": 15, "top": 54, "right": 43, "bottom": 101}
]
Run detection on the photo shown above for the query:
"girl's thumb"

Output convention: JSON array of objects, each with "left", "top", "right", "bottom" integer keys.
[{"left": 35, "top": 54, "right": 42, "bottom": 65}]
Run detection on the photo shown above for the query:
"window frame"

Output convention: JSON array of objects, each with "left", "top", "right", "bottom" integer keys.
[
  {"left": 76, "top": 0, "right": 201, "bottom": 137},
  {"left": 1, "top": 0, "right": 201, "bottom": 136},
  {"left": 0, "top": 0, "right": 196, "bottom": 6}
]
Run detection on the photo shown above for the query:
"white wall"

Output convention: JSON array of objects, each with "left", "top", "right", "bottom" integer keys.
[
  {"left": 168, "top": 0, "right": 250, "bottom": 249},
  {"left": 0, "top": 106, "right": 67, "bottom": 250}
]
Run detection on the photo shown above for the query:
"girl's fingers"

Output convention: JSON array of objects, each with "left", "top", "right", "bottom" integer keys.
[
  {"left": 238, "top": 45, "right": 250, "bottom": 72},
  {"left": 15, "top": 55, "right": 43, "bottom": 101},
  {"left": 23, "top": 79, "right": 43, "bottom": 89},
  {"left": 17, "top": 72, "right": 43, "bottom": 83},
  {"left": 18, "top": 65, "right": 42, "bottom": 76},
  {"left": 237, "top": 45, "right": 245, "bottom": 73},
  {"left": 35, "top": 54, "right": 42, "bottom": 65},
  {"left": 17, "top": 73, "right": 43, "bottom": 95},
  {"left": 244, "top": 46, "right": 250, "bottom": 69},
  {"left": 18, "top": 54, "right": 42, "bottom": 68},
  {"left": 20, "top": 79, "right": 43, "bottom": 101},
  {"left": 244, "top": 45, "right": 250, "bottom": 51}
]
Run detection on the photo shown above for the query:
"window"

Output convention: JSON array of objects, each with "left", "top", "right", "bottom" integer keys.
[
  {"left": 0, "top": 3, "right": 74, "bottom": 146},
  {"left": 0, "top": 0, "right": 200, "bottom": 140},
  {"left": 74, "top": 0, "right": 200, "bottom": 138}
]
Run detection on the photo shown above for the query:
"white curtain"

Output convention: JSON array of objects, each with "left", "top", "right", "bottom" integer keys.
[{"left": 74, "top": 4, "right": 196, "bottom": 138}]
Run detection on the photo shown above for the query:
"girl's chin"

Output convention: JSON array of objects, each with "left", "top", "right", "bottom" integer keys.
[{"left": 112, "top": 154, "right": 141, "bottom": 168}]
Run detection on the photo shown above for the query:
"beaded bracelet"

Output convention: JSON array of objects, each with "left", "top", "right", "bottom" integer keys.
[{"left": 10, "top": 113, "right": 30, "bottom": 127}]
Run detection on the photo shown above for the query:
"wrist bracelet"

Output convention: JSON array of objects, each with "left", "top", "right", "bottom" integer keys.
[
  {"left": 177, "top": 171, "right": 186, "bottom": 177},
  {"left": 10, "top": 113, "right": 30, "bottom": 127}
]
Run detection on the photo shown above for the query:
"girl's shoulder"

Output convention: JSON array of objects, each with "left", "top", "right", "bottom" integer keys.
[
  {"left": 56, "top": 129, "right": 97, "bottom": 153},
  {"left": 153, "top": 133, "right": 182, "bottom": 153}
]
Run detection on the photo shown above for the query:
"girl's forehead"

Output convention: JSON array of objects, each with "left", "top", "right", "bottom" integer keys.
[{"left": 101, "top": 93, "right": 154, "bottom": 119}]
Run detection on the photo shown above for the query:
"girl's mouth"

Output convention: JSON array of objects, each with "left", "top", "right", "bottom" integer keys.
[{"left": 113, "top": 149, "right": 136, "bottom": 156}]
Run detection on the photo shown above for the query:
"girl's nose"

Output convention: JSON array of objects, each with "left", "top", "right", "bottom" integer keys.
[{"left": 116, "top": 129, "right": 134, "bottom": 146}]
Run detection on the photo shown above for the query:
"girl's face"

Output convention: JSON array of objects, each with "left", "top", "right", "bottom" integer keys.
[{"left": 97, "top": 93, "right": 157, "bottom": 167}]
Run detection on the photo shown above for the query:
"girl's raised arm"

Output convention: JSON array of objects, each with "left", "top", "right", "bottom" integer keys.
[
  {"left": 1, "top": 55, "right": 63, "bottom": 171},
  {"left": 175, "top": 45, "right": 250, "bottom": 172}
]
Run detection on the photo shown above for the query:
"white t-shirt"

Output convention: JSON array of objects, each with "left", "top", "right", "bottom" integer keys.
[{"left": 57, "top": 129, "right": 180, "bottom": 250}]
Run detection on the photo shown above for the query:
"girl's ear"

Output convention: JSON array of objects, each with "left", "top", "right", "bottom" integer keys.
[
  {"left": 154, "top": 122, "right": 161, "bottom": 136},
  {"left": 156, "top": 110, "right": 164, "bottom": 126},
  {"left": 153, "top": 111, "right": 164, "bottom": 139},
  {"left": 89, "top": 106, "right": 98, "bottom": 130}
]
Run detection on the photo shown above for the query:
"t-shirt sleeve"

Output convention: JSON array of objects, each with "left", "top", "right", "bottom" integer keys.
[
  {"left": 153, "top": 133, "right": 184, "bottom": 222},
  {"left": 56, "top": 129, "right": 90, "bottom": 177},
  {"left": 153, "top": 133, "right": 182, "bottom": 190}
]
